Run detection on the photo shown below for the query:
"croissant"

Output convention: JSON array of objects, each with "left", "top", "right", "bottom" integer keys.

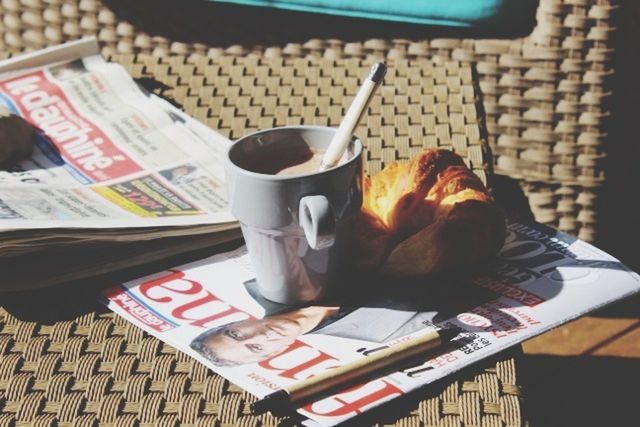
[{"left": 351, "top": 149, "right": 505, "bottom": 277}]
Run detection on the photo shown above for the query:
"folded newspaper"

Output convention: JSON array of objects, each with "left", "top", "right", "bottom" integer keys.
[
  {"left": 104, "top": 220, "right": 640, "bottom": 426},
  {"left": 0, "top": 39, "right": 240, "bottom": 290}
]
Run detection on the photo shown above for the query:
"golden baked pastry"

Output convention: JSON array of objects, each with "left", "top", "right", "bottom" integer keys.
[{"left": 352, "top": 149, "right": 505, "bottom": 277}]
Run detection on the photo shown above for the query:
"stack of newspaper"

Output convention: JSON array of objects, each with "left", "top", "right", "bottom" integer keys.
[{"left": 0, "top": 39, "right": 240, "bottom": 291}]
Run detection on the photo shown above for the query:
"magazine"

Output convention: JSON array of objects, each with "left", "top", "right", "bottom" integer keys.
[
  {"left": 104, "top": 220, "right": 640, "bottom": 426},
  {"left": 0, "top": 38, "right": 240, "bottom": 290}
]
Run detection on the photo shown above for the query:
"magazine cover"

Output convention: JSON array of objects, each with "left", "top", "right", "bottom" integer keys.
[{"left": 104, "top": 220, "right": 640, "bottom": 426}]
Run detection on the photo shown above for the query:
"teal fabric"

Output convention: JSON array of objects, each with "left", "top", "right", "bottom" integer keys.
[{"left": 212, "top": 0, "right": 537, "bottom": 29}]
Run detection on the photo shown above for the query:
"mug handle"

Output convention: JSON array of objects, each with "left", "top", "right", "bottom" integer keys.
[{"left": 299, "top": 195, "right": 336, "bottom": 250}]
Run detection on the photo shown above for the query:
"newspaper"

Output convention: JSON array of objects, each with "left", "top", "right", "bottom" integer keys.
[
  {"left": 104, "top": 220, "right": 640, "bottom": 426},
  {"left": 0, "top": 38, "right": 234, "bottom": 228},
  {"left": 0, "top": 39, "right": 240, "bottom": 289}
]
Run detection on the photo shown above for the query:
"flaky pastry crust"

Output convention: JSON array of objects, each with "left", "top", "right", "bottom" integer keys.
[{"left": 351, "top": 149, "right": 505, "bottom": 276}]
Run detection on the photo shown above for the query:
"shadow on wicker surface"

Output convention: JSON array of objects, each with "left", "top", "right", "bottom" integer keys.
[
  {"left": 490, "top": 175, "right": 536, "bottom": 225},
  {"left": 592, "top": 294, "right": 640, "bottom": 319},
  {"left": 598, "top": 0, "right": 640, "bottom": 272},
  {"left": 521, "top": 354, "right": 640, "bottom": 427},
  {"left": 1, "top": 239, "right": 243, "bottom": 324}
]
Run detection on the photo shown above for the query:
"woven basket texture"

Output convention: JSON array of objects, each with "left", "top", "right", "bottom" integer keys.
[
  {"left": 113, "top": 55, "right": 491, "bottom": 180},
  {"left": 0, "top": 57, "right": 524, "bottom": 426},
  {"left": 0, "top": 0, "right": 619, "bottom": 242}
]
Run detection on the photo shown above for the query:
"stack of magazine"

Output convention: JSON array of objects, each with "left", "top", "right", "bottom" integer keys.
[
  {"left": 105, "top": 220, "right": 640, "bottom": 426},
  {"left": 0, "top": 38, "right": 240, "bottom": 291}
]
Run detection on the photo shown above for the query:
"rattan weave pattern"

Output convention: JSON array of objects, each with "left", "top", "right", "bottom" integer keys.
[
  {"left": 0, "top": 0, "right": 616, "bottom": 242},
  {"left": 0, "top": 58, "right": 524, "bottom": 426},
  {"left": 111, "top": 54, "right": 491, "bottom": 181}
]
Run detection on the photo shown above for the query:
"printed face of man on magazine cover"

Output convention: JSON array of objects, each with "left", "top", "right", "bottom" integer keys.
[
  {"left": 190, "top": 305, "right": 340, "bottom": 366},
  {"left": 190, "top": 279, "right": 498, "bottom": 367}
]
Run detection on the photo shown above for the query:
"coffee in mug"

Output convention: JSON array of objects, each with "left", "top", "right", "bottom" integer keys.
[{"left": 233, "top": 138, "right": 347, "bottom": 177}]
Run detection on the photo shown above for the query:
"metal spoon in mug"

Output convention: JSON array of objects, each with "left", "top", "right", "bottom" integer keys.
[{"left": 319, "top": 62, "right": 387, "bottom": 171}]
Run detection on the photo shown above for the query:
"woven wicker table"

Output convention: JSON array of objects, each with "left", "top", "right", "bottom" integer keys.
[
  {"left": 1, "top": 0, "right": 617, "bottom": 243},
  {"left": 0, "top": 56, "right": 524, "bottom": 426}
]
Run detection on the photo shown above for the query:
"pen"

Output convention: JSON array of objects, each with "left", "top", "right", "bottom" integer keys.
[
  {"left": 251, "top": 327, "right": 462, "bottom": 415},
  {"left": 319, "top": 62, "right": 387, "bottom": 171}
]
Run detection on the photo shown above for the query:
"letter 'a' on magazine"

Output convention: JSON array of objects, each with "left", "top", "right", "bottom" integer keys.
[
  {"left": 103, "top": 220, "right": 640, "bottom": 427},
  {"left": 0, "top": 38, "right": 241, "bottom": 290}
]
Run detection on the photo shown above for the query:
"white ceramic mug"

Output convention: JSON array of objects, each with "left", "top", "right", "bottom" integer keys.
[{"left": 224, "top": 126, "right": 363, "bottom": 304}]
